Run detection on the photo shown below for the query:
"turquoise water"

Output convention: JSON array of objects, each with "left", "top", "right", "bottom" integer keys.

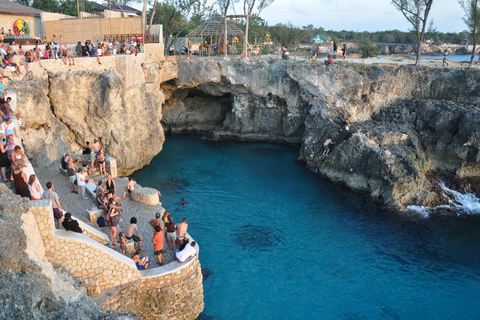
[{"left": 133, "top": 135, "right": 480, "bottom": 319}]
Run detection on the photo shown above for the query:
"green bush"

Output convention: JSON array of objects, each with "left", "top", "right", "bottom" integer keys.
[{"left": 360, "top": 44, "right": 382, "bottom": 58}]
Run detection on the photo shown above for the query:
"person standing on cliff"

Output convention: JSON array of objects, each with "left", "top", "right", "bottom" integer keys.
[
  {"left": 149, "top": 212, "right": 163, "bottom": 231},
  {"left": 123, "top": 177, "right": 136, "bottom": 199},
  {"left": 126, "top": 217, "right": 143, "bottom": 249},
  {"left": 92, "top": 139, "right": 100, "bottom": 157},
  {"left": 333, "top": 42, "right": 337, "bottom": 59},
  {"left": 342, "top": 43, "right": 347, "bottom": 59},
  {"left": 152, "top": 226, "right": 164, "bottom": 266},
  {"left": 43, "top": 181, "right": 63, "bottom": 229},
  {"left": 443, "top": 50, "right": 449, "bottom": 66},
  {"left": 67, "top": 158, "right": 78, "bottom": 194},
  {"left": 177, "top": 218, "right": 188, "bottom": 246}
]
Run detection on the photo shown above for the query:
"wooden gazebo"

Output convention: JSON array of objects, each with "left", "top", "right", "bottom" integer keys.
[{"left": 185, "top": 14, "right": 244, "bottom": 57}]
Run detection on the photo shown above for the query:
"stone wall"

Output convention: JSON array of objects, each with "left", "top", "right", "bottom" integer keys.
[
  {"left": 43, "top": 16, "right": 142, "bottom": 44},
  {"left": 30, "top": 200, "right": 141, "bottom": 291},
  {"left": 131, "top": 186, "right": 160, "bottom": 206},
  {"left": 27, "top": 196, "right": 203, "bottom": 318},
  {"left": 0, "top": 15, "right": 41, "bottom": 38},
  {"left": 71, "top": 153, "right": 118, "bottom": 178},
  {"left": 100, "top": 259, "right": 204, "bottom": 319}
]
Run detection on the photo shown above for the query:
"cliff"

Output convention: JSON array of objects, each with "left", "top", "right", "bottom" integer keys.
[
  {"left": 155, "top": 59, "right": 480, "bottom": 210},
  {"left": 10, "top": 57, "right": 480, "bottom": 209},
  {"left": 0, "top": 184, "right": 113, "bottom": 319},
  {"left": 9, "top": 55, "right": 165, "bottom": 176}
]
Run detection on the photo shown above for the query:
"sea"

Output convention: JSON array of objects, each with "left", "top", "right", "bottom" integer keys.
[
  {"left": 411, "top": 54, "right": 480, "bottom": 62},
  {"left": 133, "top": 135, "right": 480, "bottom": 319}
]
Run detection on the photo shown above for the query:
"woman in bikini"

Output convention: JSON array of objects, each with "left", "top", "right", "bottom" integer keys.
[
  {"left": 105, "top": 173, "right": 116, "bottom": 194},
  {"left": 107, "top": 201, "right": 120, "bottom": 245},
  {"left": 97, "top": 149, "right": 106, "bottom": 175}
]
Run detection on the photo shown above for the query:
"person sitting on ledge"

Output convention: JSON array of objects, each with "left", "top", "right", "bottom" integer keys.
[
  {"left": 175, "top": 241, "right": 197, "bottom": 263},
  {"left": 324, "top": 55, "right": 333, "bottom": 67},
  {"left": 62, "top": 212, "right": 83, "bottom": 233},
  {"left": 132, "top": 249, "right": 149, "bottom": 270},
  {"left": 123, "top": 177, "right": 136, "bottom": 199}
]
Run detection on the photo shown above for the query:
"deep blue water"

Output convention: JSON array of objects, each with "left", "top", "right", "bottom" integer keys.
[{"left": 133, "top": 135, "right": 480, "bottom": 319}]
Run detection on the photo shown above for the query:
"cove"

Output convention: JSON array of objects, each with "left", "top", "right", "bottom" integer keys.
[{"left": 132, "top": 135, "right": 480, "bottom": 319}]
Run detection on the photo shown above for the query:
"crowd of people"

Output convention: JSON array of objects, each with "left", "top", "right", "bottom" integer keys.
[
  {"left": 61, "top": 142, "right": 197, "bottom": 269},
  {"left": 0, "top": 34, "right": 143, "bottom": 75}
]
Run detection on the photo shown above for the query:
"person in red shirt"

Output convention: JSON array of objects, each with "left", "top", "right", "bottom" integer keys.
[
  {"left": 152, "top": 226, "right": 164, "bottom": 266},
  {"left": 324, "top": 55, "right": 333, "bottom": 67}
]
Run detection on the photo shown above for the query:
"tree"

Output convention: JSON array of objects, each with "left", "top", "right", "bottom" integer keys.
[
  {"left": 242, "top": 0, "right": 275, "bottom": 59},
  {"left": 59, "top": 0, "right": 93, "bottom": 17},
  {"left": 391, "top": 0, "right": 434, "bottom": 66},
  {"left": 31, "top": 0, "right": 61, "bottom": 12},
  {"left": 148, "top": 0, "right": 207, "bottom": 54},
  {"left": 459, "top": 0, "right": 480, "bottom": 67}
]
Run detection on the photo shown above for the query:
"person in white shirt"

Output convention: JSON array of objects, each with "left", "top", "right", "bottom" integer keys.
[
  {"left": 2, "top": 117, "right": 18, "bottom": 139},
  {"left": 175, "top": 241, "right": 197, "bottom": 263},
  {"left": 75, "top": 167, "right": 92, "bottom": 200},
  {"left": 0, "top": 44, "right": 7, "bottom": 60}
]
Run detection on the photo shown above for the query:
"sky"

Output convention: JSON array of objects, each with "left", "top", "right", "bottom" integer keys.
[
  {"left": 255, "top": 0, "right": 466, "bottom": 33},
  {"left": 132, "top": 0, "right": 467, "bottom": 33}
]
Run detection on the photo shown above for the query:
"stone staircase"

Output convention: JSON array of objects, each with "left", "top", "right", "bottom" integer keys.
[{"left": 89, "top": 173, "right": 108, "bottom": 184}]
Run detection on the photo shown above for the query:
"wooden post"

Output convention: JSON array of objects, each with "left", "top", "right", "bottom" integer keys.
[
  {"left": 243, "top": 15, "right": 249, "bottom": 60},
  {"left": 224, "top": 16, "right": 228, "bottom": 58},
  {"left": 77, "top": 0, "right": 81, "bottom": 19}
]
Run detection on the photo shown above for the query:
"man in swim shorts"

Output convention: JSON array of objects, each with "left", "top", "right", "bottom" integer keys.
[
  {"left": 92, "top": 139, "right": 100, "bottom": 156},
  {"left": 125, "top": 217, "right": 143, "bottom": 249},
  {"left": 123, "top": 177, "right": 136, "bottom": 199},
  {"left": 177, "top": 218, "right": 188, "bottom": 246}
]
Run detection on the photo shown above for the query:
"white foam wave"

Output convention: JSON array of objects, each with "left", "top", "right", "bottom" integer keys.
[
  {"left": 406, "top": 205, "right": 431, "bottom": 218},
  {"left": 440, "top": 182, "right": 480, "bottom": 215},
  {"left": 405, "top": 183, "right": 480, "bottom": 217}
]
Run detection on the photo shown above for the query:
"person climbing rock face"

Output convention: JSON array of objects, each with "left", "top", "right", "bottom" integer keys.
[{"left": 341, "top": 121, "right": 350, "bottom": 139}]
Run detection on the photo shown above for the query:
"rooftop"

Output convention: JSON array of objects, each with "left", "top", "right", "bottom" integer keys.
[
  {"left": 90, "top": 1, "right": 142, "bottom": 16},
  {"left": 0, "top": 0, "right": 45, "bottom": 16}
]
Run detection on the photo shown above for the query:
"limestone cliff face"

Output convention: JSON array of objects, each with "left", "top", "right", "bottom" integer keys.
[
  {"left": 156, "top": 59, "right": 480, "bottom": 209},
  {"left": 9, "top": 67, "right": 165, "bottom": 176},
  {"left": 9, "top": 57, "right": 480, "bottom": 209}
]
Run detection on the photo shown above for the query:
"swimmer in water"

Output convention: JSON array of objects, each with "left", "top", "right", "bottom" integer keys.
[{"left": 177, "top": 198, "right": 188, "bottom": 208}]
